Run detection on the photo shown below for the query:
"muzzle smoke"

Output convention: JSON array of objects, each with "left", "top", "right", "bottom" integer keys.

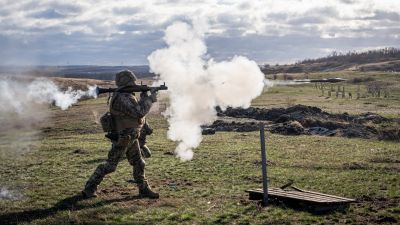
[
  {"left": 0, "top": 77, "right": 97, "bottom": 198},
  {"left": 0, "top": 77, "right": 97, "bottom": 114},
  {"left": 148, "top": 21, "right": 267, "bottom": 161}
]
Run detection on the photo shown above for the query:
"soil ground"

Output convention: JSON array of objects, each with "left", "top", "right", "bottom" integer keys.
[{"left": 208, "top": 104, "right": 400, "bottom": 140}]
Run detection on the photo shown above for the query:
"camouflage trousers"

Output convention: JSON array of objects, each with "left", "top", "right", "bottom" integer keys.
[{"left": 85, "top": 129, "right": 146, "bottom": 191}]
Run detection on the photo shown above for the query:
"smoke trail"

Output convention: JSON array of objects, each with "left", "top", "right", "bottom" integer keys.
[
  {"left": 0, "top": 77, "right": 97, "bottom": 152},
  {"left": 266, "top": 79, "right": 310, "bottom": 87},
  {"left": 148, "top": 21, "right": 266, "bottom": 161},
  {"left": 0, "top": 77, "right": 97, "bottom": 114}
]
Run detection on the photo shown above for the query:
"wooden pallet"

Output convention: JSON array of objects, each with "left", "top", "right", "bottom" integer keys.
[{"left": 246, "top": 187, "right": 355, "bottom": 212}]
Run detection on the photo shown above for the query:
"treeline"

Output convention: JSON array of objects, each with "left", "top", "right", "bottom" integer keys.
[
  {"left": 262, "top": 47, "right": 400, "bottom": 74},
  {"left": 299, "top": 47, "right": 400, "bottom": 65}
]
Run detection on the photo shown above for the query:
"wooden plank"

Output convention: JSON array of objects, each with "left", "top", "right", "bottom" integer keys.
[
  {"left": 257, "top": 189, "right": 350, "bottom": 203},
  {"left": 269, "top": 192, "right": 339, "bottom": 203},
  {"left": 270, "top": 188, "right": 355, "bottom": 202},
  {"left": 246, "top": 188, "right": 355, "bottom": 204},
  {"left": 268, "top": 190, "right": 335, "bottom": 203},
  {"left": 252, "top": 188, "right": 353, "bottom": 202},
  {"left": 267, "top": 188, "right": 351, "bottom": 203},
  {"left": 248, "top": 189, "right": 330, "bottom": 203},
  {"left": 291, "top": 187, "right": 355, "bottom": 202}
]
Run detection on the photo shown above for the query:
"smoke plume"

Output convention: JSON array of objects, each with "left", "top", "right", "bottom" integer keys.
[
  {"left": 148, "top": 21, "right": 266, "bottom": 161},
  {"left": 0, "top": 77, "right": 97, "bottom": 114},
  {"left": 0, "top": 77, "right": 97, "bottom": 157}
]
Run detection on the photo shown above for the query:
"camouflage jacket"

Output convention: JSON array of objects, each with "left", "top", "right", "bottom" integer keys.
[{"left": 110, "top": 92, "right": 153, "bottom": 131}]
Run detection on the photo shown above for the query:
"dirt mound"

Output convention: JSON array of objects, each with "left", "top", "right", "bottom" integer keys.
[
  {"left": 270, "top": 121, "right": 304, "bottom": 135},
  {"left": 378, "top": 128, "right": 400, "bottom": 141},
  {"left": 210, "top": 104, "right": 399, "bottom": 140},
  {"left": 205, "top": 120, "right": 260, "bottom": 133}
]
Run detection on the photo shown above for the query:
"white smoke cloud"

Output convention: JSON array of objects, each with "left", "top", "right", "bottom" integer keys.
[
  {"left": 148, "top": 20, "right": 266, "bottom": 161},
  {"left": 0, "top": 77, "right": 97, "bottom": 158},
  {"left": 0, "top": 77, "right": 97, "bottom": 114}
]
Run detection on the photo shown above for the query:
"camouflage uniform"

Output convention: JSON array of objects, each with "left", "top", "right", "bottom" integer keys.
[
  {"left": 139, "top": 120, "right": 153, "bottom": 158},
  {"left": 82, "top": 70, "right": 159, "bottom": 198}
]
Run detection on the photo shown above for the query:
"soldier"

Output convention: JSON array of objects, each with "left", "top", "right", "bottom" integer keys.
[{"left": 82, "top": 70, "right": 159, "bottom": 199}]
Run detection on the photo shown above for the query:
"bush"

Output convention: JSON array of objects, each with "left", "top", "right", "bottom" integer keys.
[{"left": 350, "top": 77, "right": 375, "bottom": 83}]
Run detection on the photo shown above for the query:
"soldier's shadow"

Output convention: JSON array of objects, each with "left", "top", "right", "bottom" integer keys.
[{"left": 0, "top": 194, "right": 142, "bottom": 225}]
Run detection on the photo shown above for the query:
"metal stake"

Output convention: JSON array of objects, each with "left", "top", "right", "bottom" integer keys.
[{"left": 260, "top": 123, "right": 268, "bottom": 206}]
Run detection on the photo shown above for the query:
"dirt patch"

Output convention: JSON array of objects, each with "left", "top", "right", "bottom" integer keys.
[
  {"left": 96, "top": 185, "right": 183, "bottom": 209},
  {"left": 378, "top": 128, "right": 400, "bottom": 141},
  {"left": 208, "top": 104, "right": 400, "bottom": 140},
  {"left": 355, "top": 196, "right": 400, "bottom": 224},
  {"left": 99, "top": 186, "right": 136, "bottom": 198},
  {"left": 161, "top": 179, "right": 195, "bottom": 188},
  {"left": 369, "top": 158, "right": 400, "bottom": 164},
  {"left": 342, "top": 162, "right": 369, "bottom": 170},
  {"left": 71, "top": 149, "right": 88, "bottom": 154}
]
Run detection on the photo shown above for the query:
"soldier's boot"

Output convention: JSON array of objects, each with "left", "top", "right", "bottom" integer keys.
[
  {"left": 138, "top": 181, "right": 159, "bottom": 199},
  {"left": 141, "top": 145, "right": 152, "bottom": 158},
  {"left": 81, "top": 183, "right": 98, "bottom": 198}
]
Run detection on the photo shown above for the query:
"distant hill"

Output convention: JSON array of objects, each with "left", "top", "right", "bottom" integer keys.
[
  {"left": 2, "top": 48, "right": 400, "bottom": 79},
  {"left": 262, "top": 47, "right": 400, "bottom": 74},
  {"left": 0, "top": 65, "right": 154, "bottom": 80}
]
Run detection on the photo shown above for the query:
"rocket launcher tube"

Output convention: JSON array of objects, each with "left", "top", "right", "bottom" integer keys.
[{"left": 96, "top": 82, "right": 168, "bottom": 95}]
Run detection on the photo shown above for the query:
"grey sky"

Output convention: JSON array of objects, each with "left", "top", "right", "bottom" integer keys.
[{"left": 0, "top": 0, "right": 399, "bottom": 65}]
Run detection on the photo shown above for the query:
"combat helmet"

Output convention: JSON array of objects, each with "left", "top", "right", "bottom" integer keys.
[{"left": 115, "top": 70, "right": 137, "bottom": 87}]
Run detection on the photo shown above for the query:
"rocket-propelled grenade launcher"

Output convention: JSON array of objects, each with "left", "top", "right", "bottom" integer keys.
[{"left": 96, "top": 82, "right": 168, "bottom": 95}]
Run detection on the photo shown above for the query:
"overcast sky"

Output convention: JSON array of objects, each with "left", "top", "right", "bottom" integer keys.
[{"left": 0, "top": 0, "right": 399, "bottom": 65}]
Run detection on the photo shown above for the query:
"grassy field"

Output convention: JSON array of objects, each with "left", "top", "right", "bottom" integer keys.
[
  {"left": 259, "top": 71, "right": 400, "bottom": 117},
  {"left": 0, "top": 72, "right": 399, "bottom": 224}
]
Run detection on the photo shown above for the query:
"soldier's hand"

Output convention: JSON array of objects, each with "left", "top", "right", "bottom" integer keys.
[
  {"left": 149, "top": 92, "right": 157, "bottom": 102},
  {"left": 140, "top": 91, "right": 149, "bottom": 99},
  {"left": 140, "top": 90, "right": 157, "bottom": 103}
]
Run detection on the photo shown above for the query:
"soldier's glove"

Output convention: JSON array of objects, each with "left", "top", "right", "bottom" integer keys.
[
  {"left": 140, "top": 91, "right": 147, "bottom": 98},
  {"left": 149, "top": 89, "right": 158, "bottom": 103},
  {"left": 140, "top": 91, "right": 157, "bottom": 103}
]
